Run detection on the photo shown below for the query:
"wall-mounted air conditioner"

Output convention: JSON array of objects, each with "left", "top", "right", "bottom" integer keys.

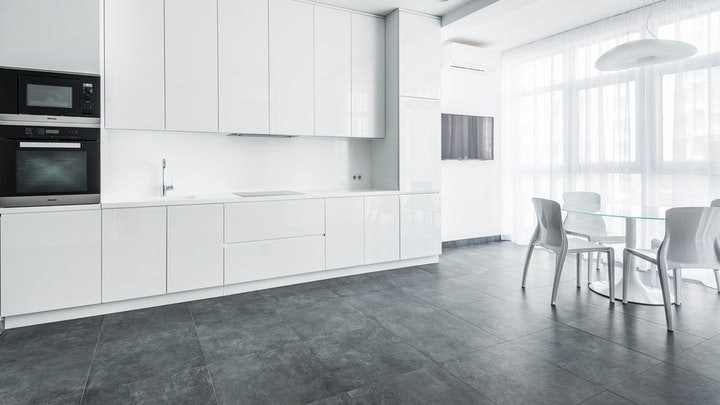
[{"left": 442, "top": 42, "right": 500, "bottom": 75}]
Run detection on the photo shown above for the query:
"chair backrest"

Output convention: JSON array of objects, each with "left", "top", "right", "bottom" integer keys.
[
  {"left": 562, "top": 191, "right": 608, "bottom": 235},
  {"left": 531, "top": 198, "right": 567, "bottom": 250},
  {"left": 659, "top": 207, "right": 720, "bottom": 270},
  {"left": 711, "top": 199, "right": 720, "bottom": 208}
]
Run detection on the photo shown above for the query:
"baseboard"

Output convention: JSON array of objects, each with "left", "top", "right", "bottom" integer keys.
[{"left": 442, "top": 235, "right": 502, "bottom": 249}]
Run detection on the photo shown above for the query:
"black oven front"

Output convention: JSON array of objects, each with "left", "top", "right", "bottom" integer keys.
[{"left": 0, "top": 124, "right": 100, "bottom": 207}]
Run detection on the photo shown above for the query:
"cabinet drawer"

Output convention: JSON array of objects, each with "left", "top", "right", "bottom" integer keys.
[
  {"left": 224, "top": 199, "right": 324, "bottom": 243},
  {"left": 224, "top": 235, "right": 325, "bottom": 284}
]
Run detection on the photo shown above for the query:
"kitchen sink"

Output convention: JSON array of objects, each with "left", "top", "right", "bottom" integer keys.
[
  {"left": 164, "top": 194, "right": 197, "bottom": 200},
  {"left": 233, "top": 190, "right": 304, "bottom": 197}
]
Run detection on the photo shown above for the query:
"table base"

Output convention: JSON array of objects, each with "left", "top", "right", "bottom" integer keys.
[{"left": 587, "top": 267, "right": 674, "bottom": 306}]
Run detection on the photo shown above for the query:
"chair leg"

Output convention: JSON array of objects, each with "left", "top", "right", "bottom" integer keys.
[
  {"left": 551, "top": 248, "right": 568, "bottom": 306},
  {"left": 587, "top": 252, "right": 593, "bottom": 284},
  {"left": 657, "top": 264, "right": 674, "bottom": 332},
  {"left": 714, "top": 269, "right": 720, "bottom": 293},
  {"left": 622, "top": 250, "right": 630, "bottom": 304},
  {"left": 522, "top": 245, "right": 535, "bottom": 288},
  {"left": 674, "top": 268, "right": 682, "bottom": 306},
  {"left": 576, "top": 253, "right": 582, "bottom": 288},
  {"left": 607, "top": 249, "right": 615, "bottom": 304}
]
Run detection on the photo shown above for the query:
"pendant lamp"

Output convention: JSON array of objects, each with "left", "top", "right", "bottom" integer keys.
[{"left": 595, "top": 7, "right": 697, "bottom": 71}]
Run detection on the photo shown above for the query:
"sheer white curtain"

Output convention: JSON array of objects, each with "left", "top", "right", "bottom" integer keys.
[{"left": 501, "top": 0, "right": 720, "bottom": 252}]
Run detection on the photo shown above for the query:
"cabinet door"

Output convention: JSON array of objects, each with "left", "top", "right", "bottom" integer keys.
[
  {"left": 314, "top": 6, "right": 351, "bottom": 137},
  {"left": 218, "top": 0, "right": 269, "bottom": 134},
  {"left": 400, "top": 193, "right": 441, "bottom": 260},
  {"left": 352, "top": 14, "right": 385, "bottom": 138},
  {"left": 165, "top": 0, "right": 218, "bottom": 132},
  {"left": 102, "top": 207, "right": 166, "bottom": 302},
  {"left": 398, "top": 11, "right": 440, "bottom": 100},
  {"left": 269, "top": 0, "right": 314, "bottom": 136},
  {"left": 168, "top": 204, "right": 224, "bottom": 293},
  {"left": 365, "top": 195, "right": 400, "bottom": 264},
  {"left": 326, "top": 197, "right": 364, "bottom": 269},
  {"left": 225, "top": 199, "right": 325, "bottom": 243},
  {"left": 399, "top": 97, "right": 441, "bottom": 193},
  {"left": 104, "top": 0, "right": 164, "bottom": 130},
  {"left": 1, "top": 210, "right": 101, "bottom": 317}
]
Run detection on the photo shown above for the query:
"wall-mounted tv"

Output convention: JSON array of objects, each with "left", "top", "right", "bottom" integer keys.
[{"left": 441, "top": 114, "right": 494, "bottom": 160}]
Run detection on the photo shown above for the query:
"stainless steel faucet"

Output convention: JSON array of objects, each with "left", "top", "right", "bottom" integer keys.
[{"left": 162, "top": 158, "right": 174, "bottom": 196}]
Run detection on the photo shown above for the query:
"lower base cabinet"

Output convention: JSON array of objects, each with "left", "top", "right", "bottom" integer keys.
[
  {"left": 102, "top": 207, "right": 167, "bottom": 302},
  {"left": 0, "top": 209, "right": 101, "bottom": 317},
  {"left": 225, "top": 235, "right": 325, "bottom": 284},
  {"left": 400, "top": 193, "right": 441, "bottom": 260}
]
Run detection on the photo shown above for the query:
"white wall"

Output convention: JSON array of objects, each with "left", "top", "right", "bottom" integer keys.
[
  {"left": 102, "top": 131, "right": 373, "bottom": 197},
  {"left": 0, "top": 0, "right": 100, "bottom": 74},
  {"left": 440, "top": 43, "right": 502, "bottom": 242}
]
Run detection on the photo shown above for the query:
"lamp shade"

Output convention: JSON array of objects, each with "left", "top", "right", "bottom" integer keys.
[{"left": 595, "top": 39, "right": 697, "bottom": 71}]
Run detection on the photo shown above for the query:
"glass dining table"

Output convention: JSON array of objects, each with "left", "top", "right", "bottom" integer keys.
[{"left": 563, "top": 204, "right": 667, "bottom": 305}]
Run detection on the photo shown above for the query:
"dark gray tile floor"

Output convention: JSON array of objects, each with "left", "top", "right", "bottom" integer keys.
[{"left": 2, "top": 241, "right": 720, "bottom": 404}]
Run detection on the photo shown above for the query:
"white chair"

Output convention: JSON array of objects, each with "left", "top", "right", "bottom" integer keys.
[
  {"left": 522, "top": 198, "right": 616, "bottom": 306},
  {"left": 623, "top": 207, "right": 720, "bottom": 331},
  {"left": 563, "top": 192, "right": 625, "bottom": 284}
]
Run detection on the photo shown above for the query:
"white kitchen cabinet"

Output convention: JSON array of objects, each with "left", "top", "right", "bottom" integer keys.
[
  {"left": 352, "top": 14, "right": 385, "bottom": 138},
  {"left": 167, "top": 204, "right": 223, "bottom": 293},
  {"left": 325, "top": 197, "right": 364, "bottom": 269},
  {"left": 225, "top": 235, "right": 325, "bottom": 284},
  {"left": 269, "top": 0, "right": 314, "bottom": 136},
  {"left": 104, "top": 0, "right": 165, "bottom": 130},
  {"left": 314, "top": 6, "right": 351, "bottom": 137},
  {"left": 0, "top": 209, "right": 101, "bottom": 317},
  {"left": 398, "top": 11, "right": 441, "bottom": 100},
  {"left": 225, "top": 199, "right": 324, "bottom": 243},
  {"left": 399, "top": 97, "right": 441, "bottom": 193},
  {"left": 165, "top": 0, "right": 218, "bottom": 132},
  {"left": 400, "top": 193, "right": 441, "bottom": 260},
  {"left": 365, "top": 195, "right": 400, "bottom": 264},
  {"left": 218, "top": 0, "right": 269, "bottom": 134},
  {"left": 102, "top": 207, "right": 166, "bottom": 302}
]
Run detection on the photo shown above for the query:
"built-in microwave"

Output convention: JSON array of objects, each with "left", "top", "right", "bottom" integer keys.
[
  {"left": 0, "top": 67, "right": 100, "bottom": 125},
  {"left": 0, "top": 123, "right": 100, "bottom": 207}
]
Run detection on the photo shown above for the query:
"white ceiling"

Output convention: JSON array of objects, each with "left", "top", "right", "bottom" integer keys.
[{"left": 317, "top": 0, "right": 659, "bottom": 51}]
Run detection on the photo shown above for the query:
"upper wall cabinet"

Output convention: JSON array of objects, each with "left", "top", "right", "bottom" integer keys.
[
  {"left": 269, "top": 0, "right": 314, "bottom": 136},
  {"left": 352, "top": 14, "right": 385, "bottom": 138},
  {"left": 218, "top": 0, "right": 269, "bottom": 134},
  {"left": 314, "top": 6, "right": 352, "bottom": 137},
  {"left": 398, "top": 12, "right": 440, "bottom": 100},
  {"left": 104, "top": 0, "right": 165, "bottom": 130},
  {"left": 165, "top": 0, "right": 218, "bottom": 132}
]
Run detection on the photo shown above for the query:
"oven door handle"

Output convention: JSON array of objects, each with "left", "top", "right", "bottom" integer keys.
[{"left": 18, "top": 141, "right": 82, "bottom": 149}]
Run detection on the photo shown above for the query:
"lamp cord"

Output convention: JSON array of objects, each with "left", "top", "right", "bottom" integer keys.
[{"left": 646, "top": 6, "right": 658, "bottom": 39}]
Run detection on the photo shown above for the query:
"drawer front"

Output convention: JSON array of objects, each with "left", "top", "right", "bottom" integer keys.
[
  {"left": 224, "top": 235, "right": 325, "bottom": 284},
  {"left": 224, "top": 199, "right": 324, "bottom": 243}
]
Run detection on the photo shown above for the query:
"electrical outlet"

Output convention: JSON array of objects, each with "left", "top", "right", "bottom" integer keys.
[{"left": 352, "top": 174, "right": 363, "bottom": 180}]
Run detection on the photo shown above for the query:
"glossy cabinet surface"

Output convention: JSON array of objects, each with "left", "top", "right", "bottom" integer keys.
[
  {"left": 399, "top": 97, "right": 441, "bottom": 193},
  {"left": 225, "top": 199, "right": 325, "bottom": 243},
  {"left": 365, "top": 195, "right": 400, "bottom": 264},
  {"left": 269, "top": 0, "right": 314, "bottom": 136},
  {"left": 218, "top": 0, "right": 269, "bottom": 134},
  {"left": 165, "top": 0, "right": 218, "bottom": 132},
  {"left": 167, "top": 204, "right": 224, "bottom": 293},
  {"left": 104, "top": 0, "right": 165, "bottom": 130},
  {"left": 314, "top": 6, "right": 351, "bottom": 137},
  {"left": 102, "top": 207, "right": 167, "bottom": 302},
  {"left": 326, "top": 197, "right": 364, "bottom": 269},
  {"left": 0, "top": 210, "right": 101, "bottom": 317},
  {"left": 352, "top": 14, "right": 385, "bottom": 138},
  {"left": 225, "top": 235, "right": 325, "bottom": 284},
  {"left": 400, "top": 193, "right": 441, "bottom": 260},
  {"left": 398, "top": 11, "right": 440, "bottom": 100}
]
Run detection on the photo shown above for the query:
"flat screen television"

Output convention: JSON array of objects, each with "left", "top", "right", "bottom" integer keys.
[{"left": 441, "top": 114, "right": 494, "bottom": 160}]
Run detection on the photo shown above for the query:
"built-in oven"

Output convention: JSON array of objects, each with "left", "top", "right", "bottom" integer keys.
[
  {"left": 0, "top": 123, "right": 100, "bottom": 207},
  {"left": 0, "top": 67, "right": 100, "bottom": 125}
]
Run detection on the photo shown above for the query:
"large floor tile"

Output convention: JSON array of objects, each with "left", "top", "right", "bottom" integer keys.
[
  {"left": 609, "top": 362, "right": 720, "bottom": 405},
  {"left": 0, "top": 316, "right": 102, "bottom": 361},
  {"left": 441, "top": 342, "right": 602, "bottom": 405},
  {"left": 209, "top": 342, "right": 343, "bottom": 405},
  {"left": 398, "top": 278, "right": 489, "bottom": 310},
  {"left": 82, "top": 366, "right": 216, "bottom": 405},
  {"left": 579, "top": 391, "right": 636, "bottom": 405},
  {"left": 276, "top": 297, "right": 376, "bottom": 340},
  {"left": 667, "top": 334, "right": 720, "bottom": 383},
  {"left": 99, "top": 303, "right": 193, "bottom": 344},
  {"left": 324, "top": 272, "right": 394, "bottom": 297},
  {"left": 305, "top": 324, "right": 431, "bottom": 390},
  {"left": 259, "top": 281, "right": 341, "bottom": 309},
  {"left": 500, "top": 283, "right": 611, "bottom": 323},
  {"left": 189, "top": 291, "right": 277, "bottom": 325},
  {"left": 512, "top": 325, "right": 661, "bottom": 388}
]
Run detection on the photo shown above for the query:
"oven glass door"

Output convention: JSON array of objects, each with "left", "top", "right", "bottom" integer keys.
[{"left": 18, "top": 75, "right": 80, "bottom": 116}]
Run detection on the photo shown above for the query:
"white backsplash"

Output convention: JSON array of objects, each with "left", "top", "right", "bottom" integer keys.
[{"left": 102, "top": 130, "right": 373, "bottom": 197}]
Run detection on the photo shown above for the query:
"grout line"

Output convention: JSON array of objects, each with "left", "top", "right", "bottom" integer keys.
[
  {"left": 187, "top": 303, "right": 220, "bottom": 404},
  {"left": 78, "top": 316, "right": 105, "bottom": 404}
]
